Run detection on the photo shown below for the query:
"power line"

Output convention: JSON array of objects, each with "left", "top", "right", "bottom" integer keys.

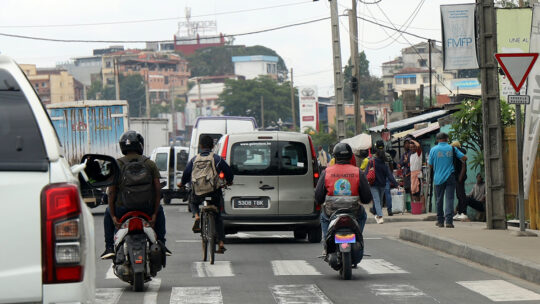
[{"left": 0, "top": 1, "right": 311, "bottom": 29}]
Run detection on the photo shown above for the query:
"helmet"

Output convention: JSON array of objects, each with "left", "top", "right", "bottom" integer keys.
[
  {"left": 333, "top": 143, "right": 353, "bottom": 161},
  {"left": 119, "top": 131, "right": 144, "bottom": 155}
]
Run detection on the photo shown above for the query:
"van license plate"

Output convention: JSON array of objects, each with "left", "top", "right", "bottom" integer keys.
[{"left": 233, "top": 198, "right": 268, "bottom": 208}]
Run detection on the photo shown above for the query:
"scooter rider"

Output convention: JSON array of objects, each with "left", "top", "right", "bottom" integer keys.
[{"left": 315, "top": 143, "right": 373, "bottom": 248}]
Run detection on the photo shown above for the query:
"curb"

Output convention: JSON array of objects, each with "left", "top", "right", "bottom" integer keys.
[{"left": 399, "top": 228, "right": 540, "bottom": 285}]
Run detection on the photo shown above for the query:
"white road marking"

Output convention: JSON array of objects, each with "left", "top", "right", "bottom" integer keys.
[
  {"left": 95, "top": 288, "right": 123, "bottom": 304},
  {"left": 270, "top": 284, "right": 332, "bottom": 304},
  {"left": 364, "top": 237, "right": 383, "bottom": 240},
  {"left": 105, "top": 263, "right": 116, "bottom": 279},
  {"left": 170, "top": 286, "right": 223, "bottom": 304},
  {"left": 457, "top": 280, "right": 540, "bottom": 302},
  {"left": 229, "top": 232, "right": 290, "bottom": 239},
  {"left": 193, "top": 261, "right": 234, "bottom": 277},
  {"left": 368, "top": 284, "right": 434, "bottom": 303},
  {"left": 271, "top": 260, "right": 322, "bottom": 276},
  {"left": 176, "top": 240, "right": 201, "bottom": 243},
  {"left": 143, "top": 278, "right": 161, "bottom": 304},
  {"left": 359, "top": 259, "right": 409, "bottom": 274}
]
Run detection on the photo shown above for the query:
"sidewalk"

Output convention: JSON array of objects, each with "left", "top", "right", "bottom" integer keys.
[{"left": 366, "top": 212, "right": 540, "bottom": 285}]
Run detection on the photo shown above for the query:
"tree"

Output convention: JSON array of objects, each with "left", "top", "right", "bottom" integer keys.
[
  {"left": 87, "top": 80, "right": 114, "bottom": 100},
  {"left": 119, "top": 74, "right": 146, "bottom": 117},
  {"left": 449, "top": 98, "right": 515, "bottom": 170},
  {"left": 343, "top": 51, "right": 383, "bottom": 102},
  {"left": 219, "top": 76, "right": 296, "bottom": 127}
]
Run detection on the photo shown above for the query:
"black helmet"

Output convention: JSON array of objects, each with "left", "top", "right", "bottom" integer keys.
[
  {"left": 119, "top": 131, "right": 144, "bottom": 155},
  {"left": 333, "top": 143, "right": 353, "bottom": 161}
]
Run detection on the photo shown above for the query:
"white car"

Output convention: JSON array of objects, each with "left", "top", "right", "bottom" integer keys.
[{"left": 0, "top": 55, "right": 96, "bottom": 303}]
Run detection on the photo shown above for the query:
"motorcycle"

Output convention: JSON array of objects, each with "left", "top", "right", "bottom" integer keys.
[
  {"left": 112, "top": 211, "right": 166, "bottom": 291},
  {"left": 323, "top": 197, "right": 365, "bottom": 280}
]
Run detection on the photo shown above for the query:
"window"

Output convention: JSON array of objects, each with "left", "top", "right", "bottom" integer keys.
[
  {"left": 164, "top": 76, "right": 169, "bottom": 85},
  {"left": 0, "top": 69, "right": 48, "bottom": 171},
  {"left": 106, "top": 61, "right": 111, "bottom": 68},
  {"left": 418, "top": 59, "right": 427, "bottom": 67},
  {"left": 231, "top": 141, "right": 277, "bottom": 175},
  {"left": 155, "top": 153, "right": 168, "bottom": 171},
  {"left": 42, "top": 82, "right": 47, "bottom": 88},
  {"left": 403, "top": 77, "right": 409, "bottom": 84},
  {"left": 387, "top": 83, "right": 392, "bottom": 89},
  {"left": 423, "top": 76, "right": 429, "bottom": 83},
  {"left": 396, "top": 78, "right": 403, "bottom": 85},
  {"left": 410, "top": 76, "right": 416, "bottom": 84},
  {"left": 176, "top": 150, "right": 188, "bottom": 171},
  {"left": 267, "top": 64, "right": 272, "bottom": 74},
  {"left": 278, "top": 141, "right": 308, "bottom": 175}
]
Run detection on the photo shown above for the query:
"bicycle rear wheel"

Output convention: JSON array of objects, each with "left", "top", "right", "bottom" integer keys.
[
  {"left": 208, "top": 214, "right": 216, "bottom": 264},
  {"left": 201, "top": 213, "right": 208, "bottom": 262}
]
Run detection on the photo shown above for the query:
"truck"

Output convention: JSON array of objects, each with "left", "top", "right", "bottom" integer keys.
[{"left": 129, "top": 117, "right": 170, "bottom": 156}]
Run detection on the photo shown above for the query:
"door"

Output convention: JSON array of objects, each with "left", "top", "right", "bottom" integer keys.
[
  {"left": 153, "top": 149, "right": 170, "bottom": 189},
  {"left": 277, "top": 134, "right": 315, "bottom": 215},
  {"left": 225, "top": 139, "right": 279, "bottom": 216},
  {"left": 173, "top": 148, "right": 189, "bottom": 190}
]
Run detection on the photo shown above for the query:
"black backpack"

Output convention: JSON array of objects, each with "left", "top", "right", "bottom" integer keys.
[{"left": 118, "top": 156, "right": 154, "bottom": 210}]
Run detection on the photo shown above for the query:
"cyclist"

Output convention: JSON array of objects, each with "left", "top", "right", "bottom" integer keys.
[{"left": 178, "top": 135, "right": 233, "bottom": 254}]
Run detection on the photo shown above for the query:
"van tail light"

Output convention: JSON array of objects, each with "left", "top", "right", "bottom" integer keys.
[
  {"left": 308, "top": 136, "right": 320, "bottom": 187},
  {"left": 41, "top": 183, "right": 84, "bottom": 284},
  {"left": 221, "top": 135, "right": 229, "bottom": 159},
  {"left": 315, "top": 204, "right": 321, "bottom": 211}
]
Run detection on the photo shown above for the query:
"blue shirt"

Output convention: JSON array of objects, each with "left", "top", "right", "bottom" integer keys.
[{"left": 428, "top": 142, "right": 464, "bottom": 185}]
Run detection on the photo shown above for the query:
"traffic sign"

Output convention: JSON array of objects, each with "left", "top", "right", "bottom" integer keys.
[
  {"left": 494, "top": 53, "right": 538, "bottom": 93},
  {"left": 508, "top": 95, "right": 530, "bottom": 105}
]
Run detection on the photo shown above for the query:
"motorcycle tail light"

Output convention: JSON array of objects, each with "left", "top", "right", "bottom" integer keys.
[
  {"left": 128, "top": 218, "right": 143, "bottom": 232},
  {"left": 337, "top": 216, "right": 353, "bottom": 227},
  {"left": 55, "top": 219, "right": 79, "bottom": 240}
]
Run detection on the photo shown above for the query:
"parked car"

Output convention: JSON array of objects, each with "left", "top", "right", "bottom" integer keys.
[
  {"left": 213, "top": 131, "right": 322, "bottom": 242},
  {"left": 0, "top": 55, "right": 97, "bottom": 303},
  {"left": 150, "top": 146, "right": 190, "bottom": 204}
]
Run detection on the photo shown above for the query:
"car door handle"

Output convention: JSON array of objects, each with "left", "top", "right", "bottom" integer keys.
[{"left": 259, "top": 185, "right": 275, "bottom": 190}]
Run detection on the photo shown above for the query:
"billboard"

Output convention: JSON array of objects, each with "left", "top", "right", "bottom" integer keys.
[
  {"left": 298, "top": 86, "right": 318, "bottom": 132},
  {"left": 441, "top": 4, "right": 479, "bottom": 70}
]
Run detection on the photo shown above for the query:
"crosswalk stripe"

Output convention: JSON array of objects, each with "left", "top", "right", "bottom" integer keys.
[
  {"left": 193, "top": 261, "right": 234, "bottom": 277},
  {"left": 170, "top": 286, "right": 223, "bottom": 304},
  {"left": 105, "top": 263, "right": 116, "bottom": 279},
  {"left": 95, "top": 288, "right": 123, "bottom": 304},
  {"left": 359, "top": 259, "right": 408, "bottom": 274},
  {"left": 270, "top": 284, "right": 332, "bottom": 304},
  {"left": 271, "top": 260, "right": 322, "bottom": 276},
  {"left": 457, "top": 280, "right": 540, "bottom": 302},
  {"left": 143, "top": 278, "right": 161, "bottom": 304},
  {"left": 368, "top": 284, "right": 434, "bottom": 303}
]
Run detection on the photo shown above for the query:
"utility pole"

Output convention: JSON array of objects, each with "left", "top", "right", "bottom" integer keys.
[
  {"left": 169, "top": 82, "right": 177, "bottom": 145},
  {"left": 260, "top": 95, "right": 265, "bottom": 129},
  {"left": 348, "top": 1, "right": 362, "bottom": 134},
  {"left": 145, "top": 74, "right": 150, "bottom": 118},
  {"left": 290, "top": 68, "right": 296, "bottom": 129},
  {"left": 114, "top": 58, "right": 120, "bottom": 100},
  {"left": 330, "top": 0, "right": 346, "bottom": 140},
  {"left": 477, "top": 0, "right": 506, "bottom": 229},
  {"left": 428, "top": 39, "right": 433, "bottom": 107}
]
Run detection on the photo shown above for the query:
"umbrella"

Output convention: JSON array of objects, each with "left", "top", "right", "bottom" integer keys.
[{"left": 340, "top": 134, "right": 372, "bottom": 153}]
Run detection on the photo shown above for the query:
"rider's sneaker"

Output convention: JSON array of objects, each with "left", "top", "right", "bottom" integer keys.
[
  {"left": 100, "top": 247, "right": 115, "bottom": 260},
  {"left": 164, "top": 246, "right": 172, "bottom": 256}
]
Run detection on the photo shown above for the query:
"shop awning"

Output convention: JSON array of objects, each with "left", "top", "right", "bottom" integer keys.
[{"left": 392, "top": 122, "right": 440, "bottom": 141}]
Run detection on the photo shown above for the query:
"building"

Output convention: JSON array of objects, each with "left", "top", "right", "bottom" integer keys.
[
  {"left": 20, "top": 64, "right": 83, "bottom": 104},
  {"left": 57, "top": 55, "right": 102, "bottom": 87},
  {"left": 232, "top": 55, "right": 278, "bottom": 80},
  {"left": 173, "top": 8, "right": 226, "bottom": 55}
]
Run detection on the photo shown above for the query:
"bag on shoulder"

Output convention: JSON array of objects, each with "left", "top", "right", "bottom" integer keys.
[
  {"left": 119, "top": 156, "right": 154, "bottom": 210},
  {"left": 366, "top": 159, "right": 376, "bottom": 185},
  {"left": 192, "top": 152, "right": 218, "bottom": 196}
]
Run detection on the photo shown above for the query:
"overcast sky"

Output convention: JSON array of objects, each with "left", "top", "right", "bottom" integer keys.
[{"left": 0, "top": 0, "right": 468, "bottom": 96}]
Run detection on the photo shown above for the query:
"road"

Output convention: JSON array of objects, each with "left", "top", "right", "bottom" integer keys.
[{"left": 93, "top": 203, "right": 540, "bottom": 304}]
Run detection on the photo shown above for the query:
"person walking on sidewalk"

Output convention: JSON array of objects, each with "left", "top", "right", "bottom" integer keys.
[
  {"left": 366, "top": 147, "right": 398, "bottom": 224},
  {"left": 451, "top": 141, "right": 468, "bottom": 221},
  {"left": 428, "top": 132, "right": 467, "bottom": 228},
  {"left": 399, "top": 137, "right": 413, "bottom": 211}
]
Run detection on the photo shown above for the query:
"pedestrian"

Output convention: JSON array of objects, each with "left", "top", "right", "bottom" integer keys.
[
  {"left": 409, "top": 139, "right": 423, "bottom": 202},
  {"left": 451, "top": 141, "right": 468, "bottom": 221},
  {"left": 460, "top": 173, "right": 486, "bottom": 220},
  {"left": 428, "top": 132, "right": 467, "bottom": 228},
  {"left": 366, "top": 145, "right": 398, "bottom": 224},
  {"left": 375, "top": 140, "right": 395, "bottom": 216},
  {"left": 399, "top": 137, "right": 413, "bottom": 211},
  {"left": 318, "top": 145, "right": 330, "bottom": 171}
]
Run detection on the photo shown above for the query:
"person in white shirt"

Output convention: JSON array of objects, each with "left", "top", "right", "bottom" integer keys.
[
  {"left": 318, "top": 145, "right": 330, "bottom": 170},
  {"left": 409, "top": 139, "right": 423, "bottom": 201}
]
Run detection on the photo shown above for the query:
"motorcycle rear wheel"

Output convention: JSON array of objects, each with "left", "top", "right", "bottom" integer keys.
[
  {"left": 341, "top": 252, "right": 352, "bottom": 280},
  {"left": 133, "top": 272, "right": 144, "bottom": 292}
]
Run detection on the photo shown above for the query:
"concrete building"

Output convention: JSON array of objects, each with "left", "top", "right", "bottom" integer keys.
[
  {"left": 57, "top": 55, "right": 102, "bottom": 87},
  {"left": 232, "top": 55, "right": 278, "bottom": 80},
  {"left": 20, "top": 64, "right": 83, "bottom": 104}
]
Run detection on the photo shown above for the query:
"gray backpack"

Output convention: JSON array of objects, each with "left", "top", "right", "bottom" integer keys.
[
  {"left": 192, "top": 152, "right": 218, "bottom": 196},
  {"left": 118, "top": 156, "right": 154, "bottom": 210}
]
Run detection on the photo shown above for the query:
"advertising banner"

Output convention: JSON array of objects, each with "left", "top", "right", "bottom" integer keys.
[
  {"left": 524, "top": 5, "right": 540, "bottom": 199},
  {"left": 497, "top": 8, "right": 532, "bottom": 96},
  {"left": 441, "top": 4, "right": 479, "bottom": 70},
  {"left": 299, "top": 86, "right": 318, "bottom": 132}
]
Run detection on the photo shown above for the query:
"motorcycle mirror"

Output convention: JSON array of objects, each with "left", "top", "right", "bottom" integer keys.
[{"left": 80, "top": 154, "right": 119, "bottom": 188}]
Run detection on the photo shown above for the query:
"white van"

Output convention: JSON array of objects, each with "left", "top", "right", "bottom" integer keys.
[
  {"left": 188, "top": 116, "right": 257, "bottom": 161},
  {"left": 214, "top": 131, "right": 322, "bottom": 242},
  {"left": 150, "top": 146, "right": 190, "bottom": 204}
]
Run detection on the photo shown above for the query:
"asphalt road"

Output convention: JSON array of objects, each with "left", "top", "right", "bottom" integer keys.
[{"left": 92, "top": 203, "right": 540, "bottom": 304}]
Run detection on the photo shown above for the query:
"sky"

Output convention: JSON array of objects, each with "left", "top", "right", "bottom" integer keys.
[{"left": 0, "top": 0, "right": 469, "bottom": 96}]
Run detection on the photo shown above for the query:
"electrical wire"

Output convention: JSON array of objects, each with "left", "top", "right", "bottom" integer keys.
[{"left": 0, "top": 1, "right": 311, "bottom": 29}]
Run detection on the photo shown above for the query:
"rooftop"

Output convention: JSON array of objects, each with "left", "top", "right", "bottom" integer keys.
[{"left": 369, "top": 109, "right": 449, "bottom": 132}]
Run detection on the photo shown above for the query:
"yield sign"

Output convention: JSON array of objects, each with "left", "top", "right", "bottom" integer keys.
[{"left": 495, "top": 53, "right": 539, "bottom": 92}]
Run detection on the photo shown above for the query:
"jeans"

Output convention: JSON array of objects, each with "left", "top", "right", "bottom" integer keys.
[
  {"left": 191, "top": 190, "right": 225, "bottom": 242},
  {"left": 370, "top": 186, "right": 386, "bottom": 217},
  {"left": 384, "top": 181, "right": 393, "bottom": 212},
  {"left": 466, "top": 196, "right": 485, "bottom": 212},
  {"left": 104, "top": 205, "right": 166, "bottom": 249},
  {"left": 435, "top": 174, "right": 456, "bottom": 224},
  {"left": 321, "top": 206, "right": 367, "bottom": 240}
]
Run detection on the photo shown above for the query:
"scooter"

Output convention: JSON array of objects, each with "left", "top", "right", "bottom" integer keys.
[
  {"left": 112, "top": 211, "right": 166, "bottom": 291},
  {"left": 324, "top": 206, "right": 364, "bottom": 280}
]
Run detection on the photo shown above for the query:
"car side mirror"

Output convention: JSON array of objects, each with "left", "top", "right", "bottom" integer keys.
[{"left": 80, "top": 154, "right": 119, "bottom": 188}]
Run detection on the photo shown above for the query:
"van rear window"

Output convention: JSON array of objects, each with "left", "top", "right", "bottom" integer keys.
[
  {"left": 176, "top": 150, "right": 188, "bottom": 171},
  {"left": 155, "top": 153, "right": 168, "bottom": 171},
  {"left": 279, "top": 141, "right": 308, "bottom": 175},
  {"left": 230, "top": 141, "right": 278, "bottom": 175}
]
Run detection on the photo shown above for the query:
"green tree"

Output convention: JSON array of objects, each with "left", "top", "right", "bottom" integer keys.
[
  {"left": 87, "top": 80, "right": 115, "bottom": 100},
  {"left": 219, "top": 76, "right": 296, "bottom": 127},
  {"left": 343, "top": 51, "right": 383, "bottom": 102},
  {"left": 449, "top": 98, "right": 515, "bottom": 170},
  {"left": 119, "top": 74, "right": 146, "bottom": 117}
]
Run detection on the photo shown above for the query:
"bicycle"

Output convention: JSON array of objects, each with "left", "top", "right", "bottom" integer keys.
[{"left": 200, "top": 197, "right": 219, "bottom": 264}]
